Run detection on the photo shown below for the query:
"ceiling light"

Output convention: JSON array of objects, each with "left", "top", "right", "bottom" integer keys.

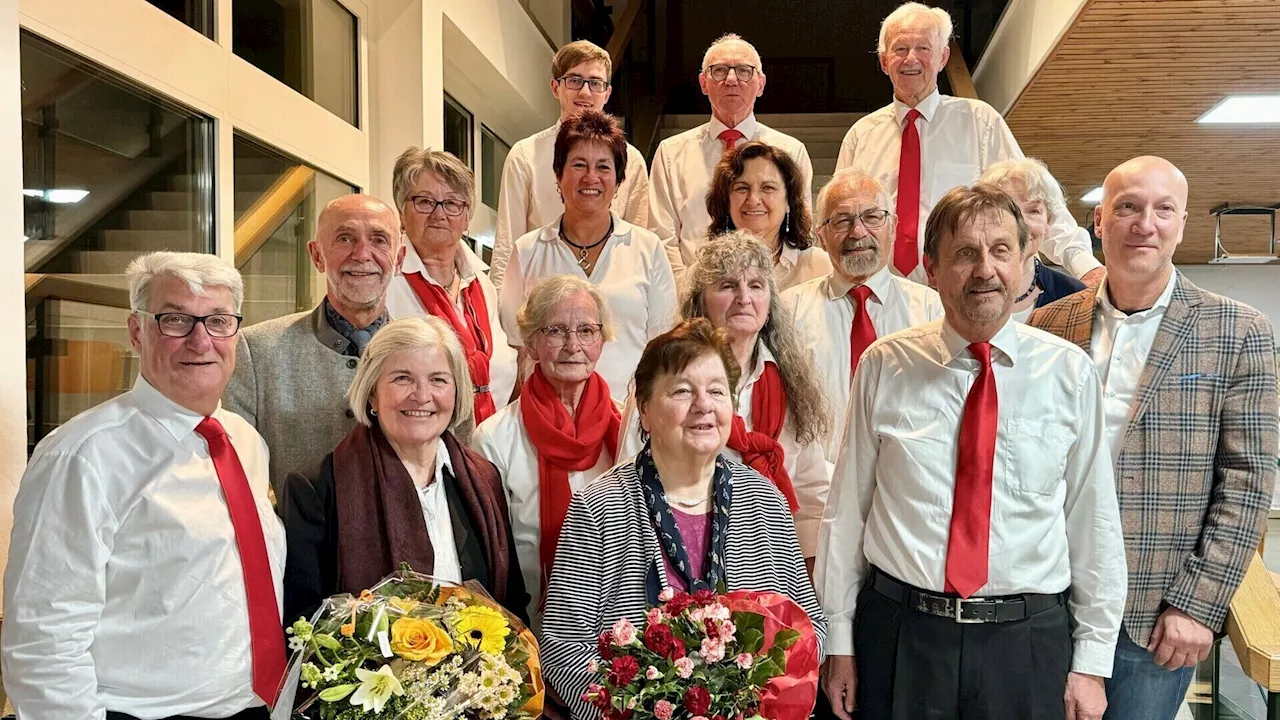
[
  {"left": 22, "top": 188, "right": 90, "bottom": 204},
  {"left": 1080, "top": 187, "right": 1104, "bottom": 205},
  {"left": 1198, "top": 95, "right": 1280, "bottom": 124}
]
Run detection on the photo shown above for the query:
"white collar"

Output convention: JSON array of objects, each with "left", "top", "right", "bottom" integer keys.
[
  {"left": 131, "top": 374, "right": 218, "bottom": 442},
  {"left": 708, "top": 114, "right": 759, "bottom": 142},
  {"left": 536, "top": 212, "right": 630, "bottom": 243},
  {"left": 400, "top": 240, "right": 481, "bottom": 284},
  {"left": 939, "top": 316, "right": 1020, "bottom": 368},
  {"left": 738, "top": 339, "right": 777, "bottom": 393},
  {"left": 893, "top": 88, "right": 941, "bottom": 124},
  {"left": 1095, "top": 269, "right": 1177, "bottom": 321},
  {"left": 825, "top": 264, "right": 894, "bottom": 302}
]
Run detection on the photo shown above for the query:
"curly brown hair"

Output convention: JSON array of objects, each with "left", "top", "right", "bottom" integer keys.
[
  {"left": 553, "top": 110, "right": 628, "bottom": 186},
  {"left": 634, "top": 318, "right": 742, "bottom": 413},
  {"left": 705, "top": 141, "right": 813, "bottom": 251}
]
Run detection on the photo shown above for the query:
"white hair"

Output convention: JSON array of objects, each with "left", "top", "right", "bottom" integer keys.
[
  {"left": 980, "top": 157, "right": 1069, "bottom": 225},
  {"left": 701, "top": 33, "right": 763, "bottom": 72},
  {"left": 816, "top": 168, "right": 892, "bottom": 221},
  {"left": 125, "top": 251, "right": 244, "bottom": 314},
  {"left": 878, "top": 2, "right": 953, "bottom": 54}
]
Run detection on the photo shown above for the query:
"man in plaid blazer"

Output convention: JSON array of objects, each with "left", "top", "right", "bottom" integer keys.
[{"left": 1029, "top": 155, "right": 1278, "bottom": 720}]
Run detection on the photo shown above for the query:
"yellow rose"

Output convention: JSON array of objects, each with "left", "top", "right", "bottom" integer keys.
[{"left": 390, "top": 616, "right": 453, "bottom": 665}]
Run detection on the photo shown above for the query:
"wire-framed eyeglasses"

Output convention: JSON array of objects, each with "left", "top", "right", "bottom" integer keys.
[
  {"left": 409, "top": 196, "right": 468, "bottom": 217},
  {"left": 538, "top": 324, "right": 604, "bottom": 348},
  {"left": 823, "top": 209, "right": 891, "bottom": 234},
  {"left": 136, "top": 311, "right": 243, "bottom": 338},
  {"left": 557, "top": 75, "right": 611, "bottom": 93}
]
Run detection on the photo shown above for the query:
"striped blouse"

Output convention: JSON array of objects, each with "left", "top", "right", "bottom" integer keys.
[{"left": 540, "top": 456, "right": 828, "bottom": 719}]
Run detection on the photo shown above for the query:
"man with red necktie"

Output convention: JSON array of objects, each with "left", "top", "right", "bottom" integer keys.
[
  {"left": 4, "top": 252, "right": 285, "bottom": 720},
  {"left": 814, "top": 185, "right": 1126, "bottom": 720},
  {"left": 783, "top": 169, "right": 943, "bottom": 463},
  {"left": 648, "top": 33, "right": 813, "bottom": 278},
  {"left": 836, "top": 2, "right": 1104, "bottom": 288}
]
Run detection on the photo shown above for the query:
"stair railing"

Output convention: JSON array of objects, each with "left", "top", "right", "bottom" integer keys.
[{"left": 232, "top": 164, "right": 316, "bottom": 269}]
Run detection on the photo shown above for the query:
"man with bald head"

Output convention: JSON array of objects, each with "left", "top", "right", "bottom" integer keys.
[
  {"left": 648, "top": 33, "right": 813, "bottom": 276},
  {"left": 1031, "top": 156, "right": 1278, "bottom": 720},
  {"left": 225, "top": 193, "right": 406, "bottom": 495}
]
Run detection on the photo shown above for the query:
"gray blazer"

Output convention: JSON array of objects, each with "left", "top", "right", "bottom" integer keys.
[{"left": 224, "top": 304, "right": 360, "bottom": 497}]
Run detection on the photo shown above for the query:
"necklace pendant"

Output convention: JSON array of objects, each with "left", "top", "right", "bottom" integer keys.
[{"left": 578, "top": 248, "right": 590, "bottom": 271}]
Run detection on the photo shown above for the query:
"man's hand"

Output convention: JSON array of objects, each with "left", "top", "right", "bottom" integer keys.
[
  {"left": 1081, "top": 267, "right": 1106, "bottom": 288},
  {"left": 1147, "top": 607, "right": 1213, "bottom": 669},
  {"left": 1064, "top": 672, "right": 1107, "bottom": 720},
  {"left": 822, "top": 654, "right": 857, "bottom": 720}
]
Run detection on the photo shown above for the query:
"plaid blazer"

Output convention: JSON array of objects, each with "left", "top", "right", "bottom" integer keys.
[{"left": 1028, "top": 273, "right": 1278, "bottom": 645}]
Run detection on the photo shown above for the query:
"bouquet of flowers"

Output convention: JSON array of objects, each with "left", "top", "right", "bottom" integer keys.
[
  {"left": 582, "top": 588, "right": 820, "bottom": 720},
  {"left": 281, "top": 567, "right": 543, "bottom": 720}
]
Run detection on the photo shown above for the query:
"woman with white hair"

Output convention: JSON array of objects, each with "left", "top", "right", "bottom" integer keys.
[
  {"left": 278, "top": 316, "right": 528, "bottom": 624},
  {"left": 980, "top": 158, "right": 1087, "bottom": 321},
  {"left": 472, "top": 274, "right": 620, "bottom": 624}
]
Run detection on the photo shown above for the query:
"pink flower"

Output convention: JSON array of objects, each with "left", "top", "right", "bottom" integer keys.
[
  {"left": 688, "top": 607, "right": 706, "bottom": 624},
  {"left": 654, "top": 700, "right": 675, "bottom": 720},
  {"left": 612, "top": 618, "right": 638, "bottom": 646},
  {"left": 700, "top": 637, "right": 726, "bottom": 663},
  {"left": 675, "top": 657, "right": 695, "bottom": 679},
  {"left": 645, "top": 607, "right": 665, "bottom": 626},
  {"left": 658, "top": 588, "right": 675, "bottom": 602},
  {"left": 588, "top": 659, "right": 599, "bottom": 673},
  {"left": 646, "top": 666, "right": 661, "bottom": 680},
  {"left": 627, "top": 698, "right": 638, "bottom": 710},
  {"left": 719, "top": 620, "right": 737, "bottom": 642},
  {"left": 735, "top": 653, "right": 754, "bottom": 669}
]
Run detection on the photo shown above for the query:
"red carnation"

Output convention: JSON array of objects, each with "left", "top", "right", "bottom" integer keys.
[
  {"left": 685, "top": 685, "right": 712, "bottom": 717},
  {"left": 598, "top": 630, "right": 616, "bottom": 660},
  {"left": 644, "top": 623, "right": 678, "bottom": 658},
  {"left": 693, "top": 588, "right": 717, "bottom": 606},
  {"left": 591, "top": 686, "right": 613, "bottom": 711},
  {"left": 704, "top": 618, "right": 721, "bottom": 640},
  {"left": 665, "top": 591, "right": 694, "bottom": 616},
  {"left": 608, "top": 655, "right": 641, "bottom": 688}
]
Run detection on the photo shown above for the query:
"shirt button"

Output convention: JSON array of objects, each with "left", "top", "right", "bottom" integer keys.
[
  {"left": 347, "top": 358, "right": 358, "bottom": 369},
  {"left": 345, "top": 409, "right": 355, "bottom": 419},
  {"left": 1108, "top": 391, "right": 1117, "bottom": 398}
]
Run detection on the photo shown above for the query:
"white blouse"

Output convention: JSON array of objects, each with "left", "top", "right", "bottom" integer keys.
[
  {"left": 498, "top": 213, "right": 679, "bottom": 403},
  {"left": 774, "top": 244, "right": 832, "bottom": 292},
  {"left": 417, "top": 439, "right": 462, "bottom": 584}
]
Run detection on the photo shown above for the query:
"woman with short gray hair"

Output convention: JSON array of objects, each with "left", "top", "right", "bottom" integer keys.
[
  {"left": 278, "top": 316, "right": 528, "bottom": 625},
  {"left": 384, "top": 146, "right": 519, "bottom": 425},
  {"left": 472, "top": 274, "right": 620, "bottom": 625}
]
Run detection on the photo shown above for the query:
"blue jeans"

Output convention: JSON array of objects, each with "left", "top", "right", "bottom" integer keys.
[{"left": 1103, "top": 628, "right": 1196, "bottom": 720}]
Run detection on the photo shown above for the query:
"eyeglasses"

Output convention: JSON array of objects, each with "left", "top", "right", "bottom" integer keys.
[
  {"left": 557, "top": 75, "right": 611, "bottom": 93},
  {"left": 539, "top": 324, "right": 604, "bottom": 348},
  {"left": 137, "top": 311, "right": 243, "bottom": 338},
  {"left": 409, "top": 196, "right": 468, "bottom": 217},
  {"left": 823, "top": 210, "right": 891, "bottom": 234},
  {"left": 705, "top": 64, "right": 758, "bottom": 83}
]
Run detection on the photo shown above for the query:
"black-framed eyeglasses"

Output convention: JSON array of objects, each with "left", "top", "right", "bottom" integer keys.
[
  {"left": 409, "top": 196, "right": 468, "bottom": 217},
  {"left": 557, "top": 75, "right": 610, "bottom": 93},
  {"left": 539, "top": 324, "right": 604, "bottom": 348},
  {"left": 137, "top": 311, "right": 243, "bottom": 338},
  {"left": 823, "top": 209, "right": 891, "bottom": 234},
  {"left": 706, "top": 64, "right": 758, "bottom": 83}
]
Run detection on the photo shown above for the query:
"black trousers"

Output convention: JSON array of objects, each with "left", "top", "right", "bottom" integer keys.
[
  {"left": 106, "top": 708, "right": 269, "bottom": 720},
  {"left": 854, "top": 576, "right": 1072, "bottom": 720}
]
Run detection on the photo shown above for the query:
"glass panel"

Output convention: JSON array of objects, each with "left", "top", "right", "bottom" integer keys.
[
  {"left": 233, "top": 133, "right": 358, "bottom": 328},
  {"left": 232, "top": 0, "right": 358, "bottom": 126},
  {"left": 444, "top": 93, "right": 473, "bottom": 168},
  {"left": 480, "top": 125, "right": 510, "bottom": 209},
  {"left": 142, "top": 0, "right": 214, "bottom": 37}
]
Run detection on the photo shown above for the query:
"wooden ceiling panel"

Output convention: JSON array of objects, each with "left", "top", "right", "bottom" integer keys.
[{"left": 1006, "top": 0, "right": 1280, "bottom": 262}]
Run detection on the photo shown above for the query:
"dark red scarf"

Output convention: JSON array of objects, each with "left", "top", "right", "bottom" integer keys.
[
  {"left": 404, "top": 271, "right": 498, "bottom": 422},
  {"left": 727, "top": 361, "right": 799, "bottom": 513},
  {"left": 519, "top": 366, "right": 620, "bottom": 580}
]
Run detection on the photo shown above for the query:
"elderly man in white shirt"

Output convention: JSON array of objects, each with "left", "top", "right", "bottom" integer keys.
[
  {"left": 816, "top": 184, "right": 1126, "bottom": 720},
  {"left": 3, "top": 252, "right": 284, "bottom": 720},
  {"left": 648, "top": 33, "right": 813, "bottom": 277},
  {"left": 783, "top": 169, "right": 943, "bottom": 461},
  {"left": 489, "top": 39, "right": 649, "bottom": 292},
  {"left": 836, "top": 2, "right": 1104, "bottom": 288}
]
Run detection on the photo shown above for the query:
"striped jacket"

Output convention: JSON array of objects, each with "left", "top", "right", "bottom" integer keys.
[
  {"left": 1028, "top": 274, "right": 1278, "bottom": 645},
  {"left": 541, "top": 458, "right": 828, "bottom": 719}
]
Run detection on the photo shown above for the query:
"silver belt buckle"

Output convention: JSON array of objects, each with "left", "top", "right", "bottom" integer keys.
[{"left": 954, "top": 597, "right": 985, "bottom": 623}]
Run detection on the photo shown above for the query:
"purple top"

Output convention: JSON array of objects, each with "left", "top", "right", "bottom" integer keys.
[{"left": 661, "top": 507, "right": 712, "bottom": 592}]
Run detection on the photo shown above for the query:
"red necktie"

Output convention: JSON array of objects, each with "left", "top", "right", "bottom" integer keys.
[
  {"left": 848, "top": 284, "right": 877, "bottom": 375},
  {"left": 196, "top": 417, "right": 286, "bottom": 707},
  {"left": 944, "top": 342, "right": 998, "bottom": 599},
  {"left": 894, "top": 109, "right": 922, "bottom": 277},
  {"left": 718, "top": 128, "right": 745, "bottom": 151}
]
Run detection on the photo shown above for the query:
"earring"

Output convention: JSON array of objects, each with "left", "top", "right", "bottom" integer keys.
[
  {"left": 783, "top": 210, "right": 790, "bottom": 236},
  {"left": 369, "top": 408, "right": 378, "bottom": 417}
]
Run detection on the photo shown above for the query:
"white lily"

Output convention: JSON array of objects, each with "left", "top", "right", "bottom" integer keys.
[{"left": 350, "top": 664, "right": 405, "bottom": 713}]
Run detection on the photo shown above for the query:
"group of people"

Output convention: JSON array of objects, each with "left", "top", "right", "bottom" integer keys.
[{"left": 2, "top": 3, "right": 1277, "bottom": 720}]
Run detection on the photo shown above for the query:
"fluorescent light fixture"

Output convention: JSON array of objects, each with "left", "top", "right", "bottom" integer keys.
[
  {"left": 22, "top": 188, "right": 90, "bottom": 204},
  {"left": 1198, "top": 95, "right": 1280, "bottom": 124},
  {"left": 1080, "top": 186, "right": 1104, "bottom": 205}
]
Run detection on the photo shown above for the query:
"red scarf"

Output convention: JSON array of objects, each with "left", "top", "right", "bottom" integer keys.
[
  {"left": 520, "top": 366, "right": 620, "bottom": 581},
  {"left": 727, "top": 361, "right": 799, "bottom": 513},
  {"left": 404, "top": 271, "right": 498, "bottom": 423}
]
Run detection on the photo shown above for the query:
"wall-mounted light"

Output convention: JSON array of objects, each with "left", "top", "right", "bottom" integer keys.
[
  {"left": 1080, "top": 186, "right": 1104, "bottom": 205},
  {"left": 23, "top": 188, "right": 90, "bottom": 204}
]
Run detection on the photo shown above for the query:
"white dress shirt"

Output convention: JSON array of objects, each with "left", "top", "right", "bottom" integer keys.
[
  {"left": 774, "top": 244, "right": 832, "bottom": 292},
  {"left": 1090, "top": 271, "right": 1178, "bottom": 464},
  {"left": 386, "top": 240, "right": 519, "bottom": 408},
  {"left": 499, "top": 213, "right": 678, "bottom": 403},
  {"left": 2, "top": 376, "right": 285, "bottom": 720},
  {"left": 618, "top": 342, "right": 831, "bottom": 557},
  {"left": 649, "top": 114, "right": 814, "bottom": 276},
  {"left": 471, "top": 396, "right": 618, "bottom": 623},
  {"left": 416, "top": 438, "right": 464, "bottom": 584},
  {"left": 814, "top": 318, "right": 1126, "bottom": 676},
  {"left": 781, "top": 266, "right": 945, "bottom": 461},
  {"left": 835, "top": 90, "right": 1101, "bottom": 283},
  {"left": 490, "top": 122, "right": 651, "bottom": 291}
]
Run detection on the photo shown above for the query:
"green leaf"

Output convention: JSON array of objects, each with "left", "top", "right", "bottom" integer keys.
[
  {"left": 738, "top": 628, "right": 765, "bottom": 655},
  {"left": 772, "top": 628, "right": 800, "bottom": 651},
  {"left": 318, "top": 683, "right": 358, "bottom": 701},
  {"left": 314, "top": 633, "right": 342, "bottom": 651}
]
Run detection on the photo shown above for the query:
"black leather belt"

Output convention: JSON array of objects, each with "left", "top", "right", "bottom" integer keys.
[{"left": 870, "top": 566, "right": 1063, "bottom": 624}]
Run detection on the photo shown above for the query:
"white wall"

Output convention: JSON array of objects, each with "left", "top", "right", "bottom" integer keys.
[
  {"left": 1177, "top": 265, "right": 1280, "bottom": 341},
  {"left": 972, "top": 0, "right": 1087, "bottom": 115}
]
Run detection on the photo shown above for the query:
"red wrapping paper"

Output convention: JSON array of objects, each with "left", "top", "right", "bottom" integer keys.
[{"left": 722, "top": 590, "right": 821, "bottom": 720}]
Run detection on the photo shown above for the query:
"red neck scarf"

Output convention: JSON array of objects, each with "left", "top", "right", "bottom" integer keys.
[
  {"left": 727, "top": 361, "right": 799, "bottom": 513},
  {"left": 404, "top": 271, "right": 498, "bottom": 423},
  {"left": 520, "top": 366, "right": 620, "bottom": 580}
]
